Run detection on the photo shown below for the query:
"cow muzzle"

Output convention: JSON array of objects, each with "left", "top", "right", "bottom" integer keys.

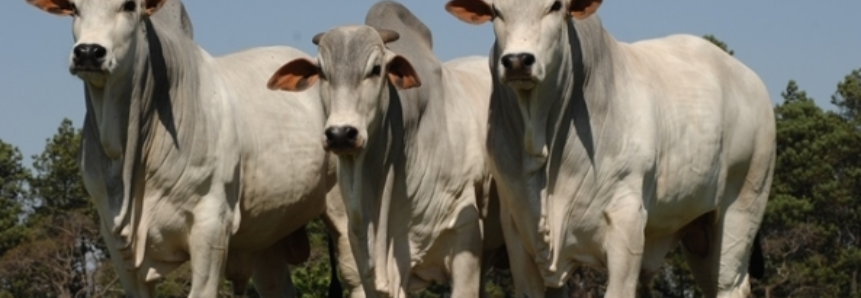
[
  {"left": 500, "top": 52, "right": 538, "bottom": 90},
  {"left": 323, "top": 125, "right": 364, "bottom": 155},
  {"left": 71, "top": 43, "right": 108, "bottom": 74}
]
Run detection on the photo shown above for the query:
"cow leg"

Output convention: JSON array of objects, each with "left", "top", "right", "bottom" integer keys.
[
  {"left": 602, "top": 193, "right": 647, "bottom": 298},
  {"left": 638, "top": 235, "right": 678, "bottom": 298},
  {"left": 449, "top": 202, "right": 483, "bottom": 298},
  {"left": 682, "top": 211, "right": 754, "bottom": 298},
  {"left": 478, "top": 248, "right": 502, "bottom": 298},
  {"left": 322, "top": 187, "right": 366, "bottom": 298},
  {"left": 225, "top": 252, "right": 254, "bottom": 297},
  {"left": 187, "top": 192, "right": 233, "bottom": 298},
  {"left": 97, "top": 225, "right": 156, "bottom": 297},
  {"left": 684, "top": 198, "right": 767, "bottom": 298},
  {"left": 248, "top": 238, "right": 296, "bottom": 298},
  {"left": 684, "top": 154, "right": 771, "bottom": 298},
  {"left": 499, "top": 204, "right": 547, "bottom": 298}
]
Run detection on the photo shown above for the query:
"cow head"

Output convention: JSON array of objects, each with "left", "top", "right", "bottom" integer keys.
[
  {"left": 268, "top": 26, "right": 421, "bottom": 156},
  {"left": 446, "top": 0, "right": 601, "bottom": 91},
  {"left": 26, "top": 0, "right": 168, "bottom": 88}
]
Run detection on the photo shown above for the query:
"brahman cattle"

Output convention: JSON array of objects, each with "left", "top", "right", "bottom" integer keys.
[
  {"left": 446, "top": 0, "right": 774, "bottom": 297},
  {"left": 26, "top": 0, "right": 353, "bottom": 296},
  {"left": 267, "top": 2, "right": 503, "bottom": 297}
]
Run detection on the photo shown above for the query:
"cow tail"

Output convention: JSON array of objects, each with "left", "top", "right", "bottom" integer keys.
[
  {"left": 327, "top": 232, "right": 343, "bottom": 298},
  {"left": 748, "top": 232, "right": 765, "bottom": 279}
]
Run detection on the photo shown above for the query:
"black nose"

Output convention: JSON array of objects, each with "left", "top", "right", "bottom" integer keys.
[
  {"left": 500, "top": 53, "right": 536, "bottom": 70},
  {"left": 324, "top": 125, "right": 359, "bottom": 150},
  {"left": 73, "top": 44, "right": 107, "bottom": 66}
]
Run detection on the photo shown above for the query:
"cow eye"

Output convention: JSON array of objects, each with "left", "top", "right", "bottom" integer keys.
[
  {"left": 370, "top": 65, "right": 381, "bottom": 77},
  {"left": 549, "top": 1, "right": 562, "bottom": 12},
  {"left": 491, "top": 5, "right": 503, "bottom": 20},
  {"left": 122, "top": 1, "right": 136, "bottom": 12}
]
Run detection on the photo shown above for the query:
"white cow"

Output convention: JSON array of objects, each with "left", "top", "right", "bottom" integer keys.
[
  {"left": 26, "top": 0, "right": 353, "bottom": 297},
  {"left": 446, "top": 0, "right": 775, "bottom": 297},
  {"left": 267, "top": 2, "right": 504, "bottom": 297}
]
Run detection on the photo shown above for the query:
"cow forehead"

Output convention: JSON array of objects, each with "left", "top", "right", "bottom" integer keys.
[
  {"left": 319, "top": 26, "right": 384, "bottom": 56},
  {"left": 318, "top": 26, "right": 385, "bottom": 70}
]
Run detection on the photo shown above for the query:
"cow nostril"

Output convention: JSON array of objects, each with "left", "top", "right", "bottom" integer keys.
[
  {"left": 92, "top": 45, "right": 107, "bottom": 59},
  {"left": 73, "top": 45, "right": 86, "bottom": 59},
  {"left": 324, "top": 127, "right": 341, "bottom": 142},
  {"left": 520, "top": 53, "right": 536, "bottom": 67},
  {"left": 500, "top": 54, "right": 514, "bottom": 69},
  {"left": 344, "top": 127, "right": 358, "bottom": 141}
]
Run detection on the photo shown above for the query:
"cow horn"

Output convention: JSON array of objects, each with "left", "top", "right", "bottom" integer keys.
[
  {"left": 376, "top": 29, "right": 400, "bottom": 44},
  {"left": 312, "top": 33, "right": 325, "bottom": 46}
]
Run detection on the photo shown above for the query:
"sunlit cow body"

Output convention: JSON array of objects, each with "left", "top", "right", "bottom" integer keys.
[
  {"left": 26, "top": 0, "right": 349, "bottom": 297},
  {"left": 447, "top": 0, "right": 775, "bottom": 297},
  {"left": 268, "top": 2, "right": 503, "bottom": 297}
]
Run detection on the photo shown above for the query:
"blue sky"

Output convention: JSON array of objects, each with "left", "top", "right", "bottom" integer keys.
[{"left": 3, "top": 0, "right": 860, "bottom": 165}]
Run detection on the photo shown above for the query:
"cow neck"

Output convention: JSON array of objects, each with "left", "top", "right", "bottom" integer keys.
[
  {"left": 337, "top": 82, "right": 406, "bottom": 293},
  {"left": 84, "top": 16, "right": 206, "bottom": 267},
  {"left": 340, "top": 72, "right": 449, "bottom": 294},
  {"left": 541, "top": 16, "right": 621, "bottom": 279}
]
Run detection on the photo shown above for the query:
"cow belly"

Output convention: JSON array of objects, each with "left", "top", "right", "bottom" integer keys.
[
  {"left": 229, "top": 191, "right": 325, "bottom": 251},
  {"left": 229, "top": 139, "right": 329, "bottom": 250},
  {"left": 645, "top": 192, "right": 717, "bottom": 237},
  {"left": 647, "top": 154, "right": 725, "bottom": 235}
]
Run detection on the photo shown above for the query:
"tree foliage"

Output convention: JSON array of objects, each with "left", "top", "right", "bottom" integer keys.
[
  {"left": 0, "top": 141, "right": 28, "bottom": 257},
  {"left": 832, "top": 68, "right": 861, "bottom": 124}
]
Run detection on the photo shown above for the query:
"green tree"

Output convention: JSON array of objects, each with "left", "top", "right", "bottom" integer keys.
[
  {"left": 0, "top": 119, "right": 109, "bottom": 297},
  {"left": 832, "top": 68, "right": 861, "bottom": 124},
  {"left": 751, "top": 79, "right": 861, "bottom": 297},
  {"left": 0, "top": 141, "right": 28, "bottom": 256},
  {"left": 30, "top": 119, "right": 99, "bottom": 296},
  {"left": 29, "top": 118, "right": 93, "bottom": 219},
  {"left": 0, "top": 140, "right": 31, "bottom": 297}
]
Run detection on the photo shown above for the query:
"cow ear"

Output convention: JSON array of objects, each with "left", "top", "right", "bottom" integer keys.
[
  {"left": 445, "top": 0, "right": 492, "bottom": 25},
  {"left": 143, "top": 0, "right": 168, "bottom": 16},
  {"left": 570, "top": 0, "right": 602, "bottom": 19},
  {"left": 267, "top": 58, "right": 320, "bottom": 92},
  {"left": 26, "top": 0, "right": 74, "bottom": 16},
  {"left": 386, "top": 55, "right": 421, "bottom": 90}
]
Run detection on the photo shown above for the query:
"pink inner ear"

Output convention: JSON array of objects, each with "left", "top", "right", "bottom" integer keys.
[
  {"left": 144, "top": 0, "right": 168, "bottom": 15},
  {"left": 268, "top": 59, "right": 319, "bottom": 91},
  {"left": 386, "top": 56, "right": 421, "bottom": 89},
  {"left": 445, "top": 0, "right": 493, "bottom": 25}
]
